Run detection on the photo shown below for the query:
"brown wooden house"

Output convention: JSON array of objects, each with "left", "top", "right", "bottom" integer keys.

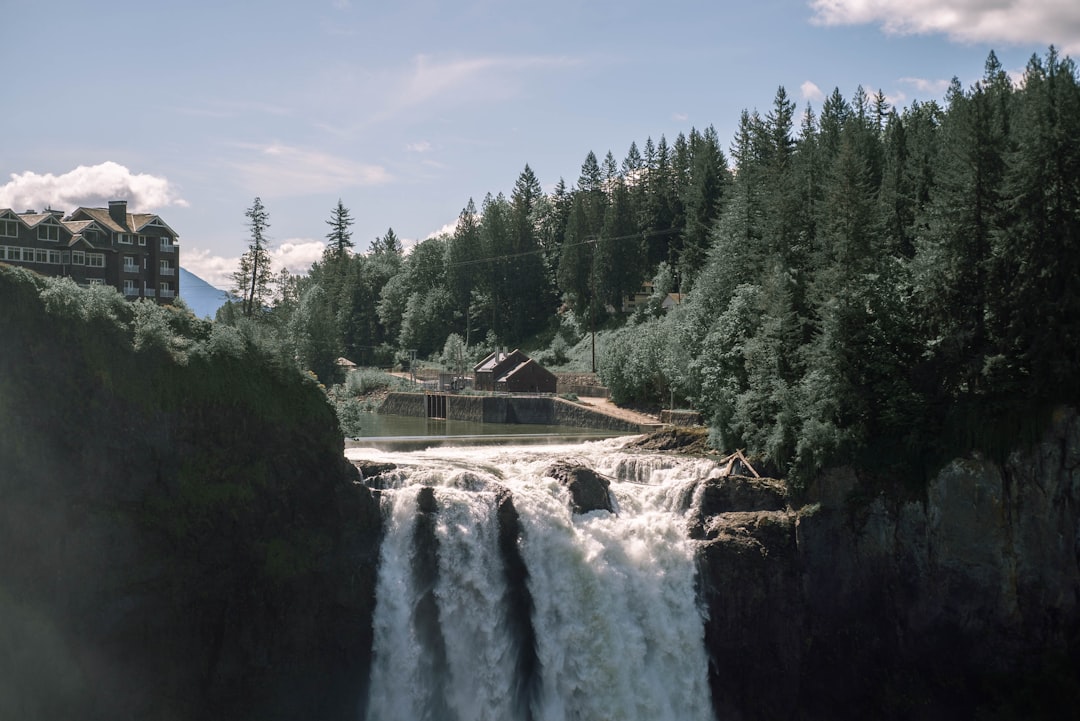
[{"left": 473, "top": 349, "right": 557, "bottom": 394}]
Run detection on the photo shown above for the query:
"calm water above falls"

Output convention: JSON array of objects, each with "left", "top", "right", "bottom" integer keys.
[{"left": 347, "top": 438, "right": 720, "bottom": 721}]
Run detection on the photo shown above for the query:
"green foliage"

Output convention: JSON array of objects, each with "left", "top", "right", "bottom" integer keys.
[
  {"left": 189, "top": 47, "right": 1078, "bottom": 492},
  {"left": 589, "top": 48, "right": 1080, "bottom": 487},
  {"left": 440, "top": 333, "right": 468, "bottom": 372}
]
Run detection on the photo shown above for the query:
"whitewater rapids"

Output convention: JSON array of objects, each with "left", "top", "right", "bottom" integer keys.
[{"left": 346, "top": 437, "right": 720, "bottom": 721}]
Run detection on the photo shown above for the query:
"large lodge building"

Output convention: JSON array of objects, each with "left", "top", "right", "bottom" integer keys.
[{"left": 0, "top": 199, "right": 179, "bottom": 303}]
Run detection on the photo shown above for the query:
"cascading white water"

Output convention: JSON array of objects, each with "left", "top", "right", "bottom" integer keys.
[{"left": 350, "top": 438, "right": 719, "bottom": 721}]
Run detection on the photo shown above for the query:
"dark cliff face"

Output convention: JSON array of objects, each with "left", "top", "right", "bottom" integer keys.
[
  {"left": 0, "top": 266, "right": 381, "bottom": 721},
  {"left": 695, "top": 408, "right": 1080, "bottom": 720}
]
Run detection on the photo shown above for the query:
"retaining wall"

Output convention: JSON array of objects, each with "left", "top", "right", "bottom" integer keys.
[{"left": 378, "top": 392, "right": 645, "bottom": 433}]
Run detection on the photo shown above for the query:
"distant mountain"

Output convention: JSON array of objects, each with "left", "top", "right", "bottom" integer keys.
[{"left": 179, "top": 267, "right": 232, "bottom": 319}]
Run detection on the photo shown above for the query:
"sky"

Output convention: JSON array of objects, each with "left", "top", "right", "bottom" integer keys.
[{"left": 3, "top": 0, "right": 1079, "bottom": 289}]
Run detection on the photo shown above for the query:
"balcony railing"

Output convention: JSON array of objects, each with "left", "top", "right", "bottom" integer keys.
[
  {"left": 123, "top": 264, "right": 139, "bottom": 273},
  {"left": 159, "top": 289, "right": 176, "bottom": 299},
  {"left": 160, "top": 244, "right": 176, "bottom": 253},
  {"left": 123, "top": 286, "right": 140, "bottom": 297},
  {"left": 144, "top": 288, "right": 156, "bottom": 297},
  {"left": 160, "top": 267, "right": 176, "bottom": 276}
]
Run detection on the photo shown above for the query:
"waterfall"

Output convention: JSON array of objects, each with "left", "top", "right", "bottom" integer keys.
[{"left": 351, "top": 438, "right": 718, "bottom": 721}]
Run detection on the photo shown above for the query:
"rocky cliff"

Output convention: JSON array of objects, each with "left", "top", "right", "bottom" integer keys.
[
  {"left": 695, "top": 407, "right": 1080, "bottom": 720},
  {"left": 0, "top": 266, "right": 381, "bottom": 721}
]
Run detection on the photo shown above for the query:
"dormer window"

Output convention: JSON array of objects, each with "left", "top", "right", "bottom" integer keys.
[
  {"left": 39, "top": 223, "right": 61, "bottom": 241},
  {"left": 0, "top": 219, "right": 17, "bottom": 237},
  {"left": 118, "top": 233, "right": 133, "bottom": 244}
]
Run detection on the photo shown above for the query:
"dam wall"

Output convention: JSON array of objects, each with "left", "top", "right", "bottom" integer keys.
[{"left": 378, "top": 393, "right": 645, "bottom": 433}]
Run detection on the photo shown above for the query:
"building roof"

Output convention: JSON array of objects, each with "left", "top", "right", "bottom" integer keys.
[
  {"left": 68, "top": 207, "right": 128, "bottom": 233},
  {"left": 474, "top": 348, "right": 533, "bottom": 373},
  {"left": 16, "top": 212, "right": 59, "bottom": 228},
  {"left": 497, "top": 358, "right": 555, "bottom": 384},
  {"left": 133, "top": 214, "right": 179, "bottom": 237}
]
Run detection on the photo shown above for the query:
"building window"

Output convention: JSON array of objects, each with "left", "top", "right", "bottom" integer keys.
[
  {"left": 21, "top": 247, "right": 34, "bottom": 262},
  {"left": 35, "top": 249, "right": 48, "bottom": 263},
  {"left": 160, "top": 236, "right": 175, "bottom": 251},
  {"left": 72, "top": 251, "right": 86, "bottom": 265},
  {"left": 138, "top": 235, "right": 147, "bottom": 246},
  {"left": 87, "top": 253, "right": 105, "bottom": 268},
  {"left": 123, "top": 280, "right": 139, "bottom": 296},
  {"left": 88, "top": 278, "right": 105, "bottom": 286},
  {"left": 48, "top": 250, "right": 61, "bottom": 264},
  {"left": 61, "top": 251, "right": 70, "bottom": 264},
  {"left": 118, "top": 233, "right": 133, "bottom": 244},
  {"left": 2, "top": 246, "right": 17, "bottom": 260},
  {"left": 0, "top": 219, "right": 17, "bottom": 237},
  {"left": 123, "top": 255, "right": 138, "bottom": 272},
  {"left": 38, "top": 224, "right": 61, "bottom": 242}
]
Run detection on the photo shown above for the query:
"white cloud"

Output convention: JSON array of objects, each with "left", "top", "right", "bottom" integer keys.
[
  {"left": 884, "top": 90, "right": 908, "bottom": 107},
  {"left": 808, "top": 0, "right": 1080, "bottom": 53},
  {"left": 406, "top": 141, "right": 432, "bottom": 153},
  {"left": 376, "top": 53, "right": 580, "bottom": 121},
  {"left": 899, "top": 76, "right": 953, "bottom": 95},
  {"left": 0, "top": 162, "right": 188, "bottom": 213},
  {"left": 229, "top": 143, "right": 390, "bottom": 196},
  {"left": 426, "top": 220, "right": 459, "bottom": 239},
  {"left": 800, "top": 80, "right": 826, "bottom": 102},
  {"left": 182, "top": 239, "right": 325, "bottom": 289},
  {"left": 181, "top": 247, "right": 241, "bottom": 289},
  {"left": 273, "top": 239, "right": 326, "bottom": 274},
  {"left": 672, "top": 112, "right": 689, "bottom": 122}
]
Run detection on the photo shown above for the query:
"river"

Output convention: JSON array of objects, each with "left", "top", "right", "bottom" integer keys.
[{"left": 346, "top": 410, "right": 624, "bottom": 450}]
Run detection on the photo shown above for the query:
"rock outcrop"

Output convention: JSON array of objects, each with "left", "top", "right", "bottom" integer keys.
[
  {"left": 692, "top": 407, "right": 1080, "bottom": 720},
  {"left": 0, "top": 266, "right": 382, "bottom": 721},
  {"left": 545, "top": 461, "right": 615, "bottom": 514}
]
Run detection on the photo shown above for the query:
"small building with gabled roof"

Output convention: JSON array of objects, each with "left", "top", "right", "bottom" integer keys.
[{"left": 473, "top": 349, "right": 557, "bottom": 394}]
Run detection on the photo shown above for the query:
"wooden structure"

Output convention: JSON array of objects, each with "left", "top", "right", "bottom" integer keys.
[{"left": 473, "top": 349, "right": 557, "bottom": 394}]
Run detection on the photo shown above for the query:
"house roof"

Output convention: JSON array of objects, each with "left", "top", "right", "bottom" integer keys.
[
  {"left": 131, "top": 214, "right": 179, "bottom": 236},
  {"left": 496, "top": 358, "right": 557, "bottom": 384},
  {"left": 69, "top": 207, "right": 128, "bottom": 233},
  {"left": 61, "top": 219, "right": 113, "bottom": 249},
  {"left": 0, "top": 209, "right": 27, "bottom": 225},
  {"left": 474, "top": 348, "right": 532, "bottom": 374},
  {"left": 496, "top": 359, "right": 532, "bottom": 383},
  {"left": 16, "top": 212, "right": 60, "bottom": 228},
  {"left": 474, "top": 351, "right": 508, "bottom": 373}
]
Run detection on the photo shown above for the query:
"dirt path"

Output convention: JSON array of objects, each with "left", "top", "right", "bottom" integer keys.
[{"left": 573, "top": 396, "right": 663, "bottom": 428}]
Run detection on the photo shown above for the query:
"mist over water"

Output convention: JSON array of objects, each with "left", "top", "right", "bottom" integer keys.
[{"left": 350, "top": 439, "right": 718, "bottom": 721}]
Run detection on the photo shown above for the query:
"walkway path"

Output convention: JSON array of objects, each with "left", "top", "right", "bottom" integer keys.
[{"left": 573, "top": 396, "right": 663, "bottom": 429}]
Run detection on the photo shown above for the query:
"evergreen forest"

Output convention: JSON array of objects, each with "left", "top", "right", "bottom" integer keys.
[{"left": 225, "top": 49, "right": 1080, "bottom": 485}]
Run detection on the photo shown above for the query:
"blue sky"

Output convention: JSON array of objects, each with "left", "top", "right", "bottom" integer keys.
[{"left": 3, "top": 0, "right": 1078, "bottom": 288}]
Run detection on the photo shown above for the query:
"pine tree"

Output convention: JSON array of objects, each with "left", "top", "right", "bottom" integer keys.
[
  {"left": 996, "top": 48, "right": 1080, "bottom": 399},
  {"left": 371, "top": 227, "right": 403, "bottom": 256},
  {"left": 507, "top": 164, "right": 550, "bottom": 342},
  {"left": 446, "top": 199, "right": 482, "bottom": 344},
  {"left": 679, "top": 125, "right": 729, "bottom": 291},
  {"left": 324, "top": 198, "right": 355, "bottom": 261},
  {"left": 232, "top": 196, "right": 273, "bottom": 318}
]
